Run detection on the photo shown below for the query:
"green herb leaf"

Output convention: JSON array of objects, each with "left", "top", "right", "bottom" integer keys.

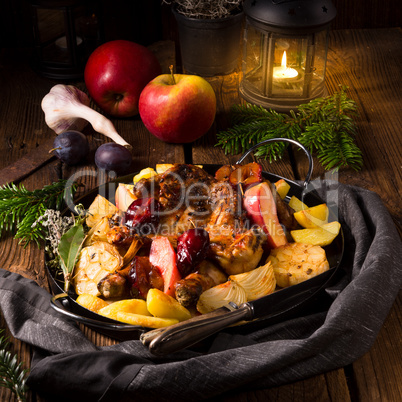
[{"left": 58, "top": 223, "right": 85, "bottom": 292}]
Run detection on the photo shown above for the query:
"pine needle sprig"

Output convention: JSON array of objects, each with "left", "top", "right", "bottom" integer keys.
[
  {"left": 217, "top": 104, "right": 303, "bottom": 162},
  {"left": 0, "top": 330, "right": 29, "bottom": 402},
  {"left": 215, "top": 86, "right": 363, "bottom": 171},
  {"left": 0, "top": 180, "right": 79, "bottom": 247}
]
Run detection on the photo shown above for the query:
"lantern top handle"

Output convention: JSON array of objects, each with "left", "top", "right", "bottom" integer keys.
[{"left": 243, "top": 0, "right": 337, "bottom": 31}]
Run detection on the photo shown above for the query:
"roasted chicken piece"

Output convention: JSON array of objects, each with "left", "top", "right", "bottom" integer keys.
[
  {"left": 131, "top": 164, "right": 267, "bottom": 275},
  {"left": 106, "top": 225, "right": 134, "bottom": 247},
  {"left": 206, "top": 180, "right": 266, "bottom": 275},
  {"left": 175, "top": 260, "right": 227, "bottom": 307},
  {"left": 207, "top": 227, "right": 266, "bottom": 275},
  {"left": 98, "top": 238, "right": 143, "bottom": 299}
]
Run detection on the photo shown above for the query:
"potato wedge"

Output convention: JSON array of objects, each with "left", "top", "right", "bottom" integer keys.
[
  {"left": 294, "top": 203, "right": 329, "bottom": 228},
  {"left": 86, "top": 194, "right": 118, "bottom": 227},
  {"left": 98, "top": 299, "right": 151, "bottom": 320},
  {"left": 76, "top": 294, "right": 109, "bottom": 313},
  {"left": 133, "top": 167, "right": 157, "bottom": 184},
  {"left": 275, "top": 179, "right": 291, "bottom": 200},
  {"left": 291, "top": 221, "right": 341, "bottom": 246},
  {"left": 155, "top": 164, "right": 175, "bottom": 174},
  {"left": 288, "top": 196, "right": 309, "bottom": 212},
  {"left": 147, "top": 288, "right": 191, "bottom": 322},
  {"left": 116, "top": 312, "right": 179, "bottom": 328}
]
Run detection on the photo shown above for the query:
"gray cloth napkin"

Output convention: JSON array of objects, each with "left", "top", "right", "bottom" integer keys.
[{"left": 0, "top": 182, "right": 401, "bottom": 401}]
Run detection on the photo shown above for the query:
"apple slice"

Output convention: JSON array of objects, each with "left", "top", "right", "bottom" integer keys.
[
  {"left": 293, "top": 203, "right": 329, "bottom": 228},
  {"left": 274, "top": 179, "right": 291, "bottom": 200},
  {"left": 290, "top": 221, "right": 341, "bottom": 246},
  {"left": 243, "top": 182, "right": 288, "bottom": 248},
  {"left": 115, "top": 183, "right": 137, "bottom": 212},
  {"left": 149, "top": 236, "right": 182, "bottom": 297},
  {"left": 229, "top": 162, "right": 263, "bottom": 190}
]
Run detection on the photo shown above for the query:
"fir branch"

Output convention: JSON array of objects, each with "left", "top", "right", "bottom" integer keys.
[
  {"left": 0, "top": 180, "right": 79, "bottom": 247},
  {"left": 216, "top": 87, "right": 363, "bottom": 171},
  {"left": 0, "top": 330, "right": 28, "bottom": 402}
]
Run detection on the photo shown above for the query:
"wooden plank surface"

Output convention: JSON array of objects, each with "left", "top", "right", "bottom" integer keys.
[{"left": 0, "top": 29, "right": 401, "bottom": 402}]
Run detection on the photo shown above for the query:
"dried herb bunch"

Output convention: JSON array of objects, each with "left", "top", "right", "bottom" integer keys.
[{"left": 164, "top": 0, "right": 243, "bottom": 19}]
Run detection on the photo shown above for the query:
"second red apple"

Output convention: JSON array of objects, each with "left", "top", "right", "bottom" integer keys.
[{"left": 139, "top": 72, "right": 216, "bottom": 143}]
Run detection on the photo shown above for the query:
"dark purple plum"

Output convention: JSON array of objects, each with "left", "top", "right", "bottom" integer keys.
[
  {"left": 122, "top": 197, "right": 161, "bottom": 235},
  {"left": 52, "top": 130, "right": 89, "bottom": 165},
  {"left": 127, "top": 256, "right": 163, "bottom": 299},
  {"left": 176, "top": 228, "right": 210, "bottom": 277},
  {"left": 95, "top": 142, "right": 133, "bottom": 174}
]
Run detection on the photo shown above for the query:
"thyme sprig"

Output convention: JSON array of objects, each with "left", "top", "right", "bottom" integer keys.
[
  {"left": 0, "top": 329, "right": 28, "bottom": 402},
  {"left": 0, "top": 180, "right": 79, "bottom": 247},
  {"left": 216, "top": 86, "right": 363, "bottom": 171}
]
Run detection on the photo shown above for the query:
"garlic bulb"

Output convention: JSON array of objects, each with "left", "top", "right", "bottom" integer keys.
[{"left": 41, "top": 85, "right": 131, "bottom": 149}]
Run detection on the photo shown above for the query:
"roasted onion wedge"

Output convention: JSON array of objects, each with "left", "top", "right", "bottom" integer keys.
[
  {"left": 229, "top": 262, "right": 276, "bottom": 301},
  {"left": 197, "top": 281, "right": 247, "bottom": 314}
]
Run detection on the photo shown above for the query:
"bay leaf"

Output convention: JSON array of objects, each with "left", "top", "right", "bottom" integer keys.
[{"left": 58, "top": 223, "right": 86, "bottom": 292}]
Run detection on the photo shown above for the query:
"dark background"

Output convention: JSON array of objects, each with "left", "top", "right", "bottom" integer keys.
[{"left": 1, "top": 0, "right": 401, "bottom": 49}]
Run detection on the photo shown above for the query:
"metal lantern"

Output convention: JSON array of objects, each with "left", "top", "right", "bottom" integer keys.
[
  {"left": 30, "top": 0, "right": 104, "bottom": 80},
  {"left": 239, "top": 0, "right": 336, "bottom": 112}
]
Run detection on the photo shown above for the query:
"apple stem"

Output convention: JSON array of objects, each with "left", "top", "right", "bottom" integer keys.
[{"left": 169, "top": 65, "right": 176, "bottom": 85}]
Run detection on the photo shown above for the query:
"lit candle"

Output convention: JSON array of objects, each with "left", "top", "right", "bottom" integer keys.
[{"left": 273, "top": 51, "right": 298, "bottom": 80}]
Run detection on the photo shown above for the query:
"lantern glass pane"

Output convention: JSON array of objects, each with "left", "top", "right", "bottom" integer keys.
[
  {"left": 36, "top": 9, "right": 69, "bottom": 64},
  {"left": 37, "top": 9, "right": 64, "bottom": 44},
  {"left": 241, "top": 20, "right": 330, "bottom": 111},
  {"left": 307, "top": 30, "right": 328, "bottom": 99},
  {"left": 242, "top": 24, "right": 265, "bottom": 95}
]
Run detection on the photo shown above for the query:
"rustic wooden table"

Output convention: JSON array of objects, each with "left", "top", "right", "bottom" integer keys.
[{"left": 0, "top": 28, "right": 401, "bottom": 401}]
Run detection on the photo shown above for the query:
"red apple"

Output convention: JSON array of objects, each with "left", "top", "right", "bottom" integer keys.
[
  {"left": 138, "top": 71, "right": 216, "bottom": 143},
  {"left": 243, "top": 182, "right": 288, "bottom": 248},
  {"left": 84, "top": 40, "right": 162, "bottom": 117}
]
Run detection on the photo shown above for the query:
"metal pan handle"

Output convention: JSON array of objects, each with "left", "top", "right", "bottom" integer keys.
[
  {"left": 141, "top": 302, "right": 254, "bottom": 356},
  {"left": 50, "top": 293, "right": 140, "bottom": 332},
  {"left": 236, "top": 138, "right": 313, "bottom": 188}
]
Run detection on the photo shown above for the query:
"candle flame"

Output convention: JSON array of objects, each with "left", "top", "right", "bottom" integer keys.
[{"left": 281, "top": 51, "right": 288, "bottom": 68}]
